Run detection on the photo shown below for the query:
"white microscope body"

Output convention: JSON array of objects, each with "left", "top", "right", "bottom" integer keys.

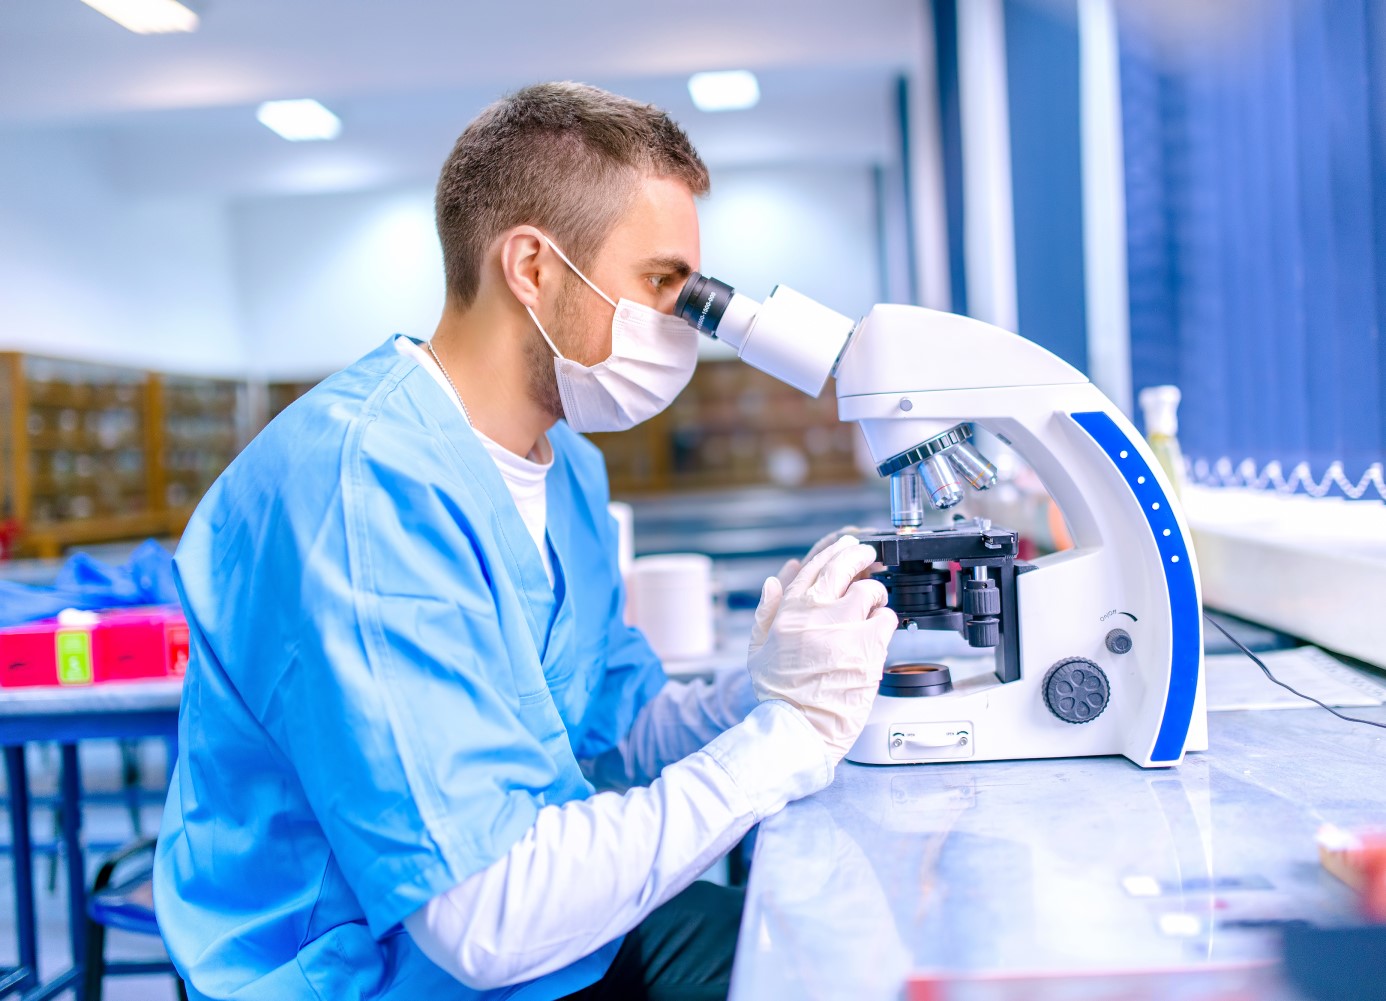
[
  {"left": 835, "top": 305, "right": 1207, "bottom": 768},
  {"left": 674, "top": 277, "right": 1207, "bottom": 769}
]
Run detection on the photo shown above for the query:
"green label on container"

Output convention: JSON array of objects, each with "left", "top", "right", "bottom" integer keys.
[{"left": 55, "top": 630, "right": 93, "bottom": 686}]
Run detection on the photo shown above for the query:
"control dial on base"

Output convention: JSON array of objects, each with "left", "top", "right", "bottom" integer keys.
[{"left": 1043, "top": 658, "right": 1110, "bottom": 724}]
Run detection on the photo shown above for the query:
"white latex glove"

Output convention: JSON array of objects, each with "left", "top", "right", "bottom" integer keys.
[
  {"left": 769, "top": 525, "right": 877, "bottom": 591},
  {"left": 748, "top": 536, "right": 898, "bottom": 760},
  {"left": 804, "top": 525, "right": 871, "bottom": 564}
]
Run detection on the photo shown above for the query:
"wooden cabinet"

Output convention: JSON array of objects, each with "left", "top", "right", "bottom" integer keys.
[
  {"left": 0, "top": 353, "right": 247, "bottom": 558},
  {"left": 265, "top": 362, "right": 865, "bottom": 499},
  {"left": 0, "top": 354, "right": 865, "bottom": 557},
  {"left": 589, "top": 359, "right": 864, "bottom": 496},
  {"left": 267, "top": 380, "right": 321, "bottom": 423},
  {"left": 159, "top": 375, "right": 248, "bottom": 534}
]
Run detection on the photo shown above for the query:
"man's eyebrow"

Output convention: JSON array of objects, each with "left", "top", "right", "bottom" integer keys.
[{"left": 637, "top": 255, "right": 693, "bottom": 278}]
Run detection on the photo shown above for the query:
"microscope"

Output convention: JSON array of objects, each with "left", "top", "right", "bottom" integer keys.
[{"left": 674, "top": 276, "right": 1207, "bottom": 769}]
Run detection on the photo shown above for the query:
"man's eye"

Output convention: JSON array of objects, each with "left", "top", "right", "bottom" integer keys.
[{"left": 648, "top": 274, "right": 668, "bottom": 291}]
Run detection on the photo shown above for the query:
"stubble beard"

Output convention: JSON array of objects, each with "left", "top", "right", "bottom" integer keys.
[
  {"left": 526, "top": 275, "right": 585, "bottom": 423},
  {"left": 525, "top": 328, "right": 563, "bottom": 422}
]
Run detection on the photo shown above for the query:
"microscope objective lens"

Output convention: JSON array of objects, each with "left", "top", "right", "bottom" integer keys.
[{"left": 919, "top": 453, "right": 964, "bottom": 509}]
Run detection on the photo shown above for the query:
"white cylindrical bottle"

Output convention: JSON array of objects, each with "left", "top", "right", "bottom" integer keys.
[{"left": 1137, "top": 385, "right": 1187, "bottom": 498}]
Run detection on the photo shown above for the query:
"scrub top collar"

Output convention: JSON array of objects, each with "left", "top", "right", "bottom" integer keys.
[{"left": 388, "top": 337, "right": 573, "bottom": 664}]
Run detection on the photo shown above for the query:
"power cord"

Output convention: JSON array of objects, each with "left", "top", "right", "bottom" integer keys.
[{"left": 1204, "top": 613, "right": 1386, "bottom": 730}]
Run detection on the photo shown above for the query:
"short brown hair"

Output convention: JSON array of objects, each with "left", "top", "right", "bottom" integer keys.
[{"left": 435, "top": 82, "right": 710, "bottom": 307}]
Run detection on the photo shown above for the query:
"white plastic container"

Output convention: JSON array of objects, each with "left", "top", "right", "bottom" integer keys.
[
  {"left": 607, "top": 501, "right": 635, "bottom": 578},
  {"left": 628, "top": 553, "right": 716, "bottom": 661},
  {"left": 608, "top": 501, "right": 637, "bottom": 625}
]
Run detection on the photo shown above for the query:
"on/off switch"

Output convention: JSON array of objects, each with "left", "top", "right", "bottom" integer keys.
[{"left": 1105, "top": 629, "right": 1133, "bottom": 655}]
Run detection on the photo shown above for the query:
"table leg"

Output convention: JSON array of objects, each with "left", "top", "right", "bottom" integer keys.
[
  {"left": 2, "top": 746, "right": 37, "bottom": 995},
  {"left": 165, "top": 736, "right": 178, "bottom": 789},
  {"left": 59, "top": 744, "right": 87, "bottom": 973}
]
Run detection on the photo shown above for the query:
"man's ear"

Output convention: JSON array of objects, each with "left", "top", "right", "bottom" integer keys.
[{"left": 498, "top": 228, "right": 549, "bottom": 311}]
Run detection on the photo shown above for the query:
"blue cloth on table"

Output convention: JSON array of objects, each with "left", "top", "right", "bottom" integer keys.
[{"left": 0, "top": 539, "right": 177, "bottom": 627}]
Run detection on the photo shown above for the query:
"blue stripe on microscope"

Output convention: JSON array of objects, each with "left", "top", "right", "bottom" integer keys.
[{"left": 1070, "top": 411, "right": 1200, "bottom": 763}]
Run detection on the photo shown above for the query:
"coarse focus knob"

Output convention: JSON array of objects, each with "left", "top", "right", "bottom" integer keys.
[
  {"left": 962, "top": 579, "right": 1001, "bottom": 617},
  {"left": 1043, "top": 658, "right": 1110, "bottom": 724}
]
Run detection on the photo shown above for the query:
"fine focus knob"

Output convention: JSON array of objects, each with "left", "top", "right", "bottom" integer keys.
[
  {"left": 965, "top": 617, "right": 1000, "bottom": 648},
  {"left": 1043, "top": 658, "right": 1110, "bottom": 724}
]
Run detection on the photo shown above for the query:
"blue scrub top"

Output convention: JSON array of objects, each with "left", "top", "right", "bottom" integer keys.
[{"left": 154, "top": 338, "right": 667, "bottom": 1000}]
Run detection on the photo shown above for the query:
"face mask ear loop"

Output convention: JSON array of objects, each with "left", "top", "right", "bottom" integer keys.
[
  {"left": 539, "top": 234, "right": 618, "bottom": 310},
  {"left": 525, "top": 305, "right": 567, "bottom": 361}
]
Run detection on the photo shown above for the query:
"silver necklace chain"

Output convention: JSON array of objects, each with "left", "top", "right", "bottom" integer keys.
[{"left": 425, "top": 340, "right": 473, "bottom": 426}]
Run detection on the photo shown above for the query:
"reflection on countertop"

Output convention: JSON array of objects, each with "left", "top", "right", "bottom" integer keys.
[{"left": 731, "top": 701, "right": 1386, "bottom": 1001}]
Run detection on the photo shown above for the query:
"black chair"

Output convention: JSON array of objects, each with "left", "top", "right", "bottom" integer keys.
[{"left": 83, "top": 837, "right": 187, "bottom": 1001}]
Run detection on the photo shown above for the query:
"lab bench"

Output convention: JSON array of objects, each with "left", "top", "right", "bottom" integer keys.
[
  {"left": 1, "top": 680, "right": 181, "bottom": 998},
  {"left": 727, "top": 693, "right": 1386, "bottom": 1000},
  {"left": 4, "top": 487, "right": 1379, "bottom": 999}
]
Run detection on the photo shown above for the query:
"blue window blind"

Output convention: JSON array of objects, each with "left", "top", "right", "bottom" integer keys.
[
  {"left": 1120, "top": 0, "right": 1385, "bottom": 500},
  {"left": 1004, "top": 0, "right": 1088, "bottom": 373}
]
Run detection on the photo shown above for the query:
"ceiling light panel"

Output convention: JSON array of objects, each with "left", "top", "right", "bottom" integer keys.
[
  {"left": 79, "top": 0, "right": 199, "bottom": 34},
  {"left": 688, "top": 71, "right": 761, "bottom": 112},
  {"left": 256, "top": 100, "right": 343, "bottom": 142}
]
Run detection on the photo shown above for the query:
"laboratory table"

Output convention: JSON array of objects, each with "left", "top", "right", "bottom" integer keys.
[
  {"left": 1, "top": 680, "right": 182, "bottom": 999},
  {"left": 729, "top": 701, "right": 1386, "bottom": 1001},
  {"left": 0, "top": 645, "right": 741, "bottom": 999}
]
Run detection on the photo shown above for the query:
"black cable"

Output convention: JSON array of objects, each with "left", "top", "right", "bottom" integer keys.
[{"left": 1204, "top": 613, "right": 1386, "bottom": 730}]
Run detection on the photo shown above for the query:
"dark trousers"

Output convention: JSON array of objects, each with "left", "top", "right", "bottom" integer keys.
[{"left": 561, "top": 881, "right": 745, "bottom": 1001}]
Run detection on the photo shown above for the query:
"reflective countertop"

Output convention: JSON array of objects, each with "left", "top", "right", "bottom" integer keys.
[{"left": 730, "top": 702, "right": 1386, "bottom": 1000}]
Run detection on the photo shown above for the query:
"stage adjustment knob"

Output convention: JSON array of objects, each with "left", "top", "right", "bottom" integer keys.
[{"left": 1042, "top": 658, "right": 1110, "bottom": 724}]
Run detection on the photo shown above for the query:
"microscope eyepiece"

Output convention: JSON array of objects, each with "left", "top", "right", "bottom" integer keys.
[
  {"left": 672, "top": 271, "right": 856, "bottom": 396},
  {"left": 675, "top": 272, "right": 737, "bottom": 337}
]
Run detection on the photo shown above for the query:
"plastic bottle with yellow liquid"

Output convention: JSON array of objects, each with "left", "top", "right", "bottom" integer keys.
[{"left": 1137, "top": 385, "right": 1187, "bottom": 498}]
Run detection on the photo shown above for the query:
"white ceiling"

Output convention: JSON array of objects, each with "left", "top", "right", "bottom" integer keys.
[{"left": 0, "top": 0, "right": 928, "bottom": 196}]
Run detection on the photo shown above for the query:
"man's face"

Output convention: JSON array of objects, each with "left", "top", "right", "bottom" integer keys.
[{"left": 547, "top": 174, "right": 701, "bottom": 367}]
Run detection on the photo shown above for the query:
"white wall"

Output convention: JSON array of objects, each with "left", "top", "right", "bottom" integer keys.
[
  {"left": 0, "top": 135, "right": 887, "bottom": 383},
  {"left": 229, "top": 162, "right": 887, "bottom": 378},
  {"left": 230, "top": 185, "right": 444, "bottom": 379},
  {"left": 0, "top": 129, "right": 244, "bottom": 375},
  {"left": 700, "top": 164, "right": 883, "bottom": 320}
]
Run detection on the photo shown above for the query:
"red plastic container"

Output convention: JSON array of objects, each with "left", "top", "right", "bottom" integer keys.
[{"left": 0, "top": 606, "right": 189, "bottom": 688}]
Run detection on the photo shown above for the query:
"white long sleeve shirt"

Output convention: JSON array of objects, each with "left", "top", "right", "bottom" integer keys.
[
  {"left": 405, "top": 686, "right": 830, "bottom": 991},
  {"left": 396, "top": 336, "right": 833, "bottom": 991}
]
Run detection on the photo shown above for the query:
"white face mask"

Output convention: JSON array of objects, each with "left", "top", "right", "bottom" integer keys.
[{"left": 524, "top": 235, "right": 699, "bottom": 434}]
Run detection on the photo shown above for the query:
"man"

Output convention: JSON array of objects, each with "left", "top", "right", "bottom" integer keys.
[{"left": 154, "top": 82, "right": 896, "bottom": 1001}]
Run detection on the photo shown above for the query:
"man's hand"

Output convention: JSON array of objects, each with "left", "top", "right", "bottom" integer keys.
[
  {"left": 804, "top": 525, "right": 874, "bottom": 564},
  {"left": 769, "top": 525, "right": 881, "bottom": 591},
  {"left": 747, "top": 537, "right": 898, "bottom": 761}
]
